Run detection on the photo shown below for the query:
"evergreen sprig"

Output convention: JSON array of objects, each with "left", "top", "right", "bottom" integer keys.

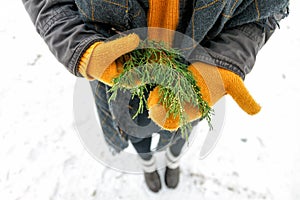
[{"left": 109, "top": 40, "right": 213, "bottom": 138}]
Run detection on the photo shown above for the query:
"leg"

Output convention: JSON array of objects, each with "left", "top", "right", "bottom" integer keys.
[
  {"left": 164, "top": 129, "right": 189, "bottom": 189},
  {"left": 130, "top": 136, "right": 162, "bottom": 193},
  {"left": 130, "top": 136, "right": 153, "bottom": 161},
  {"left": 167, "top": 134, "right": 186, "bottom": 160}
]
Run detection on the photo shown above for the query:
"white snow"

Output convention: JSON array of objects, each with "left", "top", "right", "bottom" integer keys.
[{"left": 0, "top": 1, "right": 299, "bottom": 199}]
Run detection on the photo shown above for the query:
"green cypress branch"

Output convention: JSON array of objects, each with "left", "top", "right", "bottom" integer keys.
[{"left": 109, "top": 40, "right": 213, "bottom": 137}]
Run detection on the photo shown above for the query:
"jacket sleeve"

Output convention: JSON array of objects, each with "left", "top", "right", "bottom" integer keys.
[
  {"left": 201, "top": 13, "right": 287, "bottom": 80},
  {"left": 22, "top": 0, "right": 105, "bottom": 77}
]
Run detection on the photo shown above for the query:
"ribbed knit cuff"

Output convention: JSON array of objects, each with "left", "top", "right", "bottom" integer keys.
[
  {"left": 78, "top": 41, "right": 102, "bottom": 80},
  {"left": 139, "top": 156, "right": 157, "bottom": 173},
  {"left": 166, "top": 147, "right": 181, "bottom": 169}
]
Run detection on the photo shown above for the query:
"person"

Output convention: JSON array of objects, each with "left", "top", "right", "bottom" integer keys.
[{"left": 22, "top": 0, "right": 289, "bottom": 193}]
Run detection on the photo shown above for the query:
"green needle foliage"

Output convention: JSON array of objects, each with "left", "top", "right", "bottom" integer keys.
[{"left": 109, "top": 40, "right": 213, "bottom": 138}]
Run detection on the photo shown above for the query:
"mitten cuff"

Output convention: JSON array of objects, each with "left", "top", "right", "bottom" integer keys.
[{"left": 78, "top": 41, "right": 102, "bottom": 80}]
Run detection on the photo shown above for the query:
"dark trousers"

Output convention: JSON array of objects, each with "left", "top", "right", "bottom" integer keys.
[
  {"left": 130, "top": 133, "right": 186, "bottom": 161},
  {"left": 90, "top": 80, "right": 189, "bottom": 159}
]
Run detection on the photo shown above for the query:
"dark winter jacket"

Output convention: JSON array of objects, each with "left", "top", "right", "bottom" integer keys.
[{"left": 22, "top": 0, "right": 289, "bottom": 80}]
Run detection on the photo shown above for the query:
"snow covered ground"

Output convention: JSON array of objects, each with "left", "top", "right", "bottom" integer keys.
[{"left": 0, "top": 1, "right": 299, "bottom": 200}]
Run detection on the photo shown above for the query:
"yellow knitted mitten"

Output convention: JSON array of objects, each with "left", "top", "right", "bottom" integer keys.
[
  {"left": 78, "top": 34, "right": 140, "bottom": 86},
  {"left": 147, "top": 62, "right": 261, "bottom": 131}
]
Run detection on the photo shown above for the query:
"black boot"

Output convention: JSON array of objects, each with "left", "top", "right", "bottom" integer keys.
[
  {"left": 139, "top": 156, "right": 161, "bottom": 192},
  {"left": 165, "top": 146, "right": 181, "bottom": 188},
  {"left": 144, "top": 170, "right": 162, "bottom": 192},
  {"left": 165, "top": 166, "right": 180, "bottom": 188}
]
